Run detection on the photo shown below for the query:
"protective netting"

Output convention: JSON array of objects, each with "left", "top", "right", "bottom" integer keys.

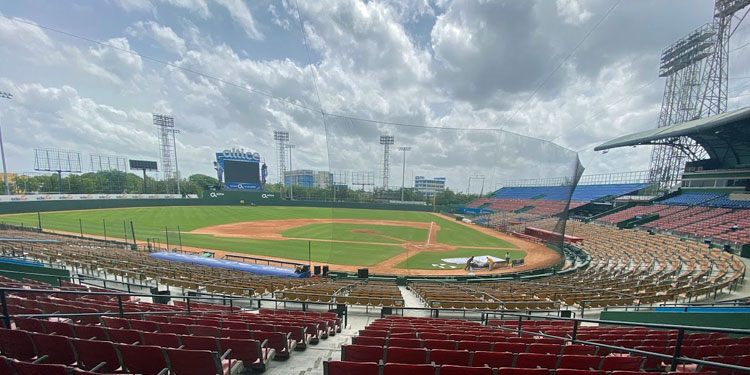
[{"left": 315, "top": 116, "right": 583, "bottom": 275}]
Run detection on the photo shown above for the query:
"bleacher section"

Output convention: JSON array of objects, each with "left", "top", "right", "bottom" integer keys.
[
  {"left": 492, "top": 184, "right": 649, "bottom": 202},
  {"left": 325, "top": 316, "right": 750, "bottom": 375}
]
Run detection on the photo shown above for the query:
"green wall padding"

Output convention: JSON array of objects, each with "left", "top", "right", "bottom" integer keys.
[{"left": 601, "top": 311, "right": 750, "bottom": 331}]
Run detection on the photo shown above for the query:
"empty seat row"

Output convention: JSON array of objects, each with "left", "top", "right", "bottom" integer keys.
[
  {"left": 0, "top": 328, "right": 275, "bottom": 373},
  {"left": 341, "top": 345, "right": 646, "bottom": 371},
  {"left": 352, "top": 337, "right": 598, "bottom": 355},
  {"left": 324, "top": 361, "right": 676, "bottom": 375}
]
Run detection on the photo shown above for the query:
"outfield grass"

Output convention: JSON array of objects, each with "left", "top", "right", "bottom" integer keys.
[
  {"left": 0, "top": 206, "right": 515, "bottom": 265},
  {"left": 281, "top": 223, "right": 427, "bottom": 243},
  {"left": 394, "top": 248, "right": 526, "bottom": 270}
]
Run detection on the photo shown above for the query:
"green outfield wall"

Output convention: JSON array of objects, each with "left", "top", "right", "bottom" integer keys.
[{"left": 0, "top": 190, "right": 433, "bottom": 214}]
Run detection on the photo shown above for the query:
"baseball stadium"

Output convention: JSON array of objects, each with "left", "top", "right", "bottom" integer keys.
[{"left": 1, "top": 2, "right": 750, "bottom": 375}]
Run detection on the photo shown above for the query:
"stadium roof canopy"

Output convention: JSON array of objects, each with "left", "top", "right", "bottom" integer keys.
[{"left": 595, "top": 106, "right": 750, "bottom": 167}]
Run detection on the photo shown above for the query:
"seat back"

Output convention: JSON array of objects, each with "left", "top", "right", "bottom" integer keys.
[
  {"left": 388, "top": 338, "right": 422, "bottom": 348},
  {"left": 40, "top": 321, "right": 74, "bottom": 337},
  {"left": 143, "top": 332, "right": 182, "bottom": 348},
  {"left": 221, "top": 329, "right": 252, "bottom": 339},
  {"left": 11, "top": 360, "right": 69, "bottom": 375},
  {"left": 13, "top": 318, "right": 45, "bottom": 333},
  {"left": 440, "top": 365, "right": 492, "bottom": 375},
  {"left": 190, "top": 325, "right": 221, "bottom": 337},
  {"left": 29, "top": 333, "right": 76, "bottom": 365},
  {"left": 118, "top": 344, "right": 169, "bottom": 375},
  {"left": 352, "top": 336, "right": 386, "bottom": 346},
  {"left": 130, "top": 320, "right": 159, "bottom": 332},
  {"left": 562, "top": 345, "right": 597, "bottom": 356},
  {"left": 0, "top": 328, "right": 39, "bottom": 362},
  {"left": 73, "top": 325, "right": 108, "bottom": 340},
  {"left": 429, "top": 349, "right": 470, "bottom": 366},
  {"left": 601, "top": 356, "right": 645, "bottom": 371},
  {"left": 385, "top": 347, "right": 428, "bottom": 364},
  {"left": 555, "top": 370, "right": 606, "bottom": 375},
  {"left": 101, "top": 316, "right": 130, "bottom": 329},
  {"left": 341, "top": 345, "right": 384, "bottom": 363},
  {"left": 71, "top": 338, "right": 121, "bottom": 372},
  {"left": 424, "top": 339, "right": 457, "bottom": 350},
  {"left": 180, "top": 335, "right": 220, "bottom": 352},
  {"left": 106, "top": 328, "right": 142, "bottom": 345},
  {"left": 324, "top": 361, "right": 379, "bottom": 375},
  {"left": 528, "top": 344, "right": 562, "bottom": 355},
  {"left": 382, "top": 363, "right": 436, "bottom": 375},
  {"left": 515, "top": 353, "right": 558, "bottom": 369},
  {"left": 160, "top": 323, "right": 190, "bottom": 335},
  {"left": 558, "top": 355, "right": 602, "bottom": 370},
  {"left": 458, "top": 341, "right": 493, "bottom": 352},
  {"left": 471, "top": 351, "right": 514, "bottom": 368},
  {"left": 493, "top": 342, "right": 526, "bottom": 353},
  {"left": 166, "top": 348, "right": 223, "bottom": 375}
]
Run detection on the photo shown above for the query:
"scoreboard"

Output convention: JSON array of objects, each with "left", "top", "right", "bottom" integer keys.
[{"left": 215, "top": 148, "right": 266, "bottom": 190}]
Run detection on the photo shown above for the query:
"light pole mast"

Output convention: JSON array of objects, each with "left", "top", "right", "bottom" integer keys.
[
  {"left": 0, "top": 91, "right": 13, "bottom": 195},
  {"left": 286, "top": 144, "right": 295, "bottom": 200},
  {"left": 398, "top": 146, "right": 411, "bottom": 201}
]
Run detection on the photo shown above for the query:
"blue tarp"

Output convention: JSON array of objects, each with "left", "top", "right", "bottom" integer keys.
[
  {"left": 149, "top": 252, "right": 310, "bottom": 278},
  {"left": 0, "top": 257, "right": 45, "bottom": 267},
  {"left": 0, "top": 238, "right": 60, "bottom": 243}
]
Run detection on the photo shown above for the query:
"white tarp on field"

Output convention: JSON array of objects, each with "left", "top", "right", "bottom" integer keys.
[{"left": 441, "top": 255, "right": 504, "bottom": 265}]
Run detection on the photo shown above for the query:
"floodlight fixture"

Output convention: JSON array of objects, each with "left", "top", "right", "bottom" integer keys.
[{"left": 274, "top": 130, "right": 290, "bottom": 141}]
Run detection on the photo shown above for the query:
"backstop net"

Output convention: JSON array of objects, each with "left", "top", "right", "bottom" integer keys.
[{"left": 315, "top": 116, "right": 583, "bottom": 275}]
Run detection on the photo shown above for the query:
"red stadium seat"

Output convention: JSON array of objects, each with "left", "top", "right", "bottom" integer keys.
[
  {"left": 440, "top": 364, "right": 492, "bottom": 375},
  {"left": 382, "top": 363, "right": 436, "bottom": 375},
  {"left": 252, "top": 331, "right": 295, "bottom": 358},
  {"left": 160, "top": 323, "right": 190, "bottom": 335},
  {"left": 0, "top": 356, "right": 13, "bottom": 375},
  {"left": 129, "top": 320, "right": 159, "bottom": 333},
  {"left": 117, "top": 344, "right": 169, "bottom": 375},
  {"left": 142, "top": 332, "right": 182, "bottom": 348},
  {"left": 352, "top": 336, "right": 387, "bottom": 346},
  {"left": 420, "top": 332, "right": 448, "bottom": 340},
  {"left": 600, "top": 356, "right": 645, "bottom": 372},
  {"left": 29, "top": 333, "right": 77, "bottom": 366},
  {"left": 558, "top": 355, "right": 602, "bottom": 370},
  {"left": 497, "top": 368, "right": 549, "bottom": 375},
  {"left": 385, "top": 347, "right": 428, "bottom": 364},
  {"left": 388, "top": 338, "right": 422, "bottom": 348},
  {"left": 528, "top": 343, "right": 563, "bottom": 355},
  {"left": 341, "top": 345, "right": 384, "bottom": 363},
  {"left": 0, "top": 329, "right": 38, "bottom": 362},
  {"left": 555, "top": 370, "right": 605, "bottom": 375},
  {"left": 219, "top": 338, "right": 275, "bottom": 372},
  {"left": 471, "top": 351, "right": 514, "bottom": 368},
  {"left": 324, "top": 361, "right": 379, "bottom": 375},
  {"left": 166, "top": 348, "right": 230, "bottom": 375},
  {"left": 13, "top": 318, "right": 45, "bottom": 333},
  {"left": 515, "top": 353, "right": 558, "bottom": 369},
  {"left": 11, "top": 360, "right": 69, "bottom": 375},
  {"left": 71, "top": 338, "right": 122, "bottom": 373},
  {"left": 40, "top": 321, "right": 75, "bottom": 337},
  {"left": 101, "top": 316, "right": 130, "bottom": 330},
  {"left": 424, "top": 339, "right": 456, "bottom": 350},
  {"left": 562, "top": 345, "right": 597, "bottom": 355},
  {"left": 106, "top": 328, "right": 142, "bottom": 345},
  {"left": 428, "top": 349, "right": 470, "bottom": 366},
  {"left": 72, "top": 324, "right": 108, "bottom": 340},
  {"left": 179, "top": 335, "right": 220, "bottom": 352},
  {"left": 221, "top": 329, "right": 253, "bottom": 339},
  {"left": 493, "top": 342, "right": 527, "bottom": 353},
  {"left": 458, "top": 341, "right": 493, "bottom": 352}
]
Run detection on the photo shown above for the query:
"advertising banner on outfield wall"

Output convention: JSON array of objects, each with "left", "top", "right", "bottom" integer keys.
[{"left": 0, "top": 194, "right": 195, "bottom": 202}]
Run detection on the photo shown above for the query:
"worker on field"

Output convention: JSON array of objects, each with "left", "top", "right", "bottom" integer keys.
[
  {"left": 505, "top": 251, "right": 511, "bottom": 264},
  {"left": 465, "top": 256, "right": 475, "bottom": 271}
]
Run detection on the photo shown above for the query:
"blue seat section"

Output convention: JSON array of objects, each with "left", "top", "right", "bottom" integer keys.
[
  {"left": 492, "top": 183, "right": 649, "bottom": 203},
  {"left": 659, "top": 192, "right": 726, "bottom": 206},
  {"left": 703, "top": 195, "right": 750, "bottom": 208}
]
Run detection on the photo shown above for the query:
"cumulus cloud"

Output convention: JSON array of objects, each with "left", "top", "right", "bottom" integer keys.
[
  {"left": 127, "top": 20, "right": 187, "bottom": 55},
  {"left": 1, "top": 0, "right": 749, "bottom": 190}
]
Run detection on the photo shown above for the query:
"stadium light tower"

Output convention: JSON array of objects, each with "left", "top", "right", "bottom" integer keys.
[
  {"left": 274, "top": 130, "right": 289, "bottom": 185},
  {"left": 286, "top": 144, "right": 295, "bottom": 200},
  {"left": 0, "top": 91, "right": 12, "bottom": 195},
  {"left": 398, "top": 146, "right": 411, "bottom": 201},
  {"left": 380, "top": 135, "right": 394, "bottom": 188}
]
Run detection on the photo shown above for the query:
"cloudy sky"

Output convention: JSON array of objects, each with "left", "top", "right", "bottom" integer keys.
[{"left": 0, "top": 0, "right": 749, "bottom": 192}]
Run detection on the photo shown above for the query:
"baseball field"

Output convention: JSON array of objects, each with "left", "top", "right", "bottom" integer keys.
[{"left": 0, "top": 206, "right": 559, "bottom": 275}]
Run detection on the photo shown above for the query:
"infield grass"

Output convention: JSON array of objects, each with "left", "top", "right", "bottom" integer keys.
[
  {"left": 0, "top": 206, "right": 515, "bottom": 265},
  {"left": 281, "top": 223, "right": 427, "bottom": 243}
]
